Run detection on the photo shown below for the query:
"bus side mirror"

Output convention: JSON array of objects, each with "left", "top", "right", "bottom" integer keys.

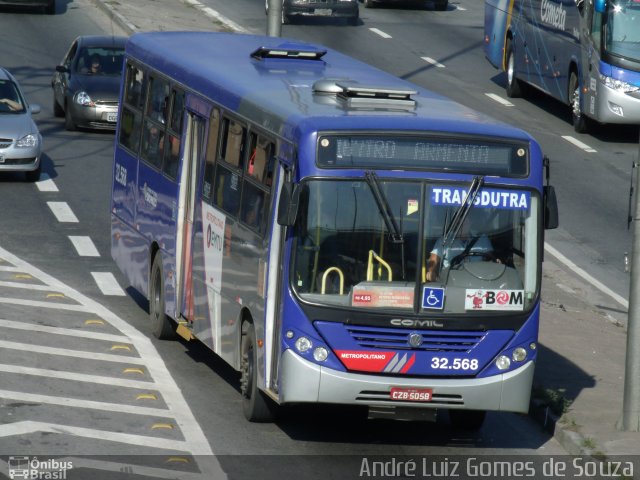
[
  {"left": 277, "top": 181, "right": 300, "bottom": 226},
  {"left": 594, "top": 0, "right": 606, "bottom": 13},
  {"left": 544, "top": 185, "right": 559, "bottom": 230}
]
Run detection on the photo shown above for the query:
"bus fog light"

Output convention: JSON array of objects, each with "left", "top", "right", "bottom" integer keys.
[
  {"left": 529, "top": 342, "right": 537, "bottom": 350},
  {"left": 495, "top": 355, "right": 511, "bottom": 370},
  {"left": 285, "top": 330, "right": 294, "bottom": 339},
  {"left": 295, "top": 337, "right": 312, "bottom": 353},
  {"left": 512, "top": 347, "right": 527, "bottom": 362},
  {"left": 313, "top": 347, "right": 329, "bottom": 362},
  {"left": 609, "top": 102, "right": 624, "bottom": 116}
]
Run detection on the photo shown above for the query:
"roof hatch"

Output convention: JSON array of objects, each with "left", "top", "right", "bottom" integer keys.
[
  {"left": 313, "top": 79, "right": 417, "bottom": 108},
  {"left": 251, "top": 44, "right": 327, "bottom": 61}
]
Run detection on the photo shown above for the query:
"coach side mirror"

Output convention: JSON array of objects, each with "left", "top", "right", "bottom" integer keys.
[
  {"left": 594, "top": 0, "right": 606, "bottom": 13},
  {"left": 544, "top": 185, "right": 559, "bottom": 230},
  {"left": 277, "top": 181, "right": 300, "bottom": 227}
]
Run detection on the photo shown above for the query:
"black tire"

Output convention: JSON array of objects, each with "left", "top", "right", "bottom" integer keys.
[
  {"left": 149, "top": 253, "right": 175, "bottom": 340},
  {"left": 449, "top": 409, "right": 486, "bottom": 431},
  {"left": 64, "top": 103, "right": 76, "bottom": 131},
  {"left": 434, "top": 0, "right": 448, "bottom": 10},
  {"left": 240, "top": 323, "right": 276, "bottom": 422},
  {"left": 25, "top": 164, "right": 41, "bottom": 183},
  {"left": 348, "top": 13, "right": 359, "bottom": 25},
  {"left": 45, "top": 0, "right": 55, "bottom": 14},
  {"left": 505, "top": 40, "right": 523, "bottom": 98},
  {"left": 569, "top": 71, "right": 589, "bottom": 133},
  {"left": 53, "top": 96, "right": 64, "bottom": 118}
]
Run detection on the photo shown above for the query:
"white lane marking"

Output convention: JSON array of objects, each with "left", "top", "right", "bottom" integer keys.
[
  {"left": 91, "top": 272, "right": 126, "bottom": 296},
  {"left": 59, "top": 458, "right": 219, "bottom": 480},
  {"left": 0, "top": 389, "right": 170, "bottom": 417},
  {"left": 0, "top": 245, "right": 214, "bottom": 456},
  {"left": 485, "top": 93, "right": 514, "bottom": 106},
  {"left": 0, "top": 421, "right": 192, "bottom": 451},
  {"left": 369, "top": 27, "right": 392, "bottom": 39},
  {"left": 0, "top": 318, "right": 128, "bottom": 342},
  {"left": 561, "top": 135, "right": 597, "bottom": 153},
  {"left": 182, "top": 0, "right": 246, "bottom": 33},
  {"left": 422, "top": 56, "right": 445, "bottom": 68},
  {"left": 47, "top": 201, "right": 79, "bottom": 223},
  {"left": 0, "top": 341, "right": 144, "bottom": 364},
  {"left": 544, "top": 243, "right": 628, "bottom": 308},
  {"left": 0, "top": 296, "right": 91, "bottom": 312},
  {"left": 69, "top": 236, "right": 100, "bottom": 257},
  {"left": 36, "top": 173, "right": 58, "bottom": 192}
]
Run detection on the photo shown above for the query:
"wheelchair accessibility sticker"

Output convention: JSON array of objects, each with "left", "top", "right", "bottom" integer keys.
[{"left": 422, "top": 287, "right": 444, "bottom": 310}]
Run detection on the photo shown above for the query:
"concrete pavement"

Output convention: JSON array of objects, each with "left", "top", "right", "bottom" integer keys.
[{"left": 90, "top": 0, "right": 638, "bottom": 460}]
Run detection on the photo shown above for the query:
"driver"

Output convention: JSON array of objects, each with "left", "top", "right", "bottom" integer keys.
[{"left": 425, "top": 209, "right": 496, "bottom": 282}]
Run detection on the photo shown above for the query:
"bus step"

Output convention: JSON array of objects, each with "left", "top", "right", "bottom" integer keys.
[
  {"left": 176, "top": 321, "right": 194, "bottom": 341},
  {"left": 368, "top": 406, "right": 437, "bottom": 422}
]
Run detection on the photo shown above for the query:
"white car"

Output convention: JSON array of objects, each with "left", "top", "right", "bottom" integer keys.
[{"left": 0, "top": 67, "right": 42, "bottom": 182}]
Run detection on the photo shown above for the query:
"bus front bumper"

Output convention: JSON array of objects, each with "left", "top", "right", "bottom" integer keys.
[
  {"left": 595, "top": 86, "right": 640, "bottom": 124},
  {"left": 278, "top": 349, "right": 534, "bottom": 413}
]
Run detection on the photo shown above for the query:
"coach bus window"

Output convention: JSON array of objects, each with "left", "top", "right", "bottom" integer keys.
[
  {"left": 119, "top": 108, "right": 142, "bottom": 153},
  {"left": 141, "top": 122, "right": 164, "bottom": 169},
  {"left": 214, "top": 165, "right": 241, "bottom": 216},
  {"left": 170, "top": 89, "right": 185, "bottom": 133},
  {"left": 241, "top": 182, "right": 267, "bottom": 233},
  {"left": 124, "top": 63, "right": 146, "bottom": 111},
  {"left": 220, "top": 118, "right": 246, "bottom": 169},
  {"left": 147, "top": 75, "right": 170, "bottom": 125},
  {"left": 247, "top": 133, "right": 275, "bottom": 186},
  {"left": 591, "top": 11, "right": 602, "bottom": 48},
  {"left": 202, "top": 109, "right": 221, "bottom": 201},
  {"left": 161, "top": 88, "right": 184, "bottom": 180},
  {"left": 120, "top": 62, "right": 147, "bottom": 154}
]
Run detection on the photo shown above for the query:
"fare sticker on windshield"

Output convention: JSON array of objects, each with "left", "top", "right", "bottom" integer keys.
[
  {"left": 353, "top": 285, "right": 414, "bottom": 309},
  {"left": 431, "top": 186, "right": 530, "bottom": 210},
  {"left": 465, "top": 289, "right": 525, "bottom": 311}
]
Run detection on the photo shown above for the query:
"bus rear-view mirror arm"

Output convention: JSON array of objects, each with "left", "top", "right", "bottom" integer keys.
[{"left": 277, "top": 181, "right": 301, "bottom": 227}]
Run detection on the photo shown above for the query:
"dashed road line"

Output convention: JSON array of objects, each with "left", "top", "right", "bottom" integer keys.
[
  {"left": 69, "top": 236, "right": 100, "bottom": 257},
  {"left": 485, "top": 93, "right": 514, "bottom": 106},
  {"left": 421, "top": 56, "right": 445, "bottom": 68},
  {"left": 47, "top": 201, "right": 79, "bottom": 222},
  {"left": 561, "top": 135, "right": 597, "bottom": 153},
  {"left": 35, "top": 173, "right": 59, "bottom": 192},
  {"left": 91, "top": 272, "right": 126, "bottom": 296},
  {"left": 369, "top": 27, "right": 392, "bottom": 39},
  {"left": 0, "top": 342, "right": 144, "bottom": 364},
  {"left": 0, "top": 318, "right": 128, "bottom": 342}
]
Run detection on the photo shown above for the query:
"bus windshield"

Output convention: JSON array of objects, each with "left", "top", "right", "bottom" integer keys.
[
  {"left": 605, "top": 1, "right": 640, "bottom": 62},
  {"left": 292, "top": 179, "right": 539, "bottom": 314}
]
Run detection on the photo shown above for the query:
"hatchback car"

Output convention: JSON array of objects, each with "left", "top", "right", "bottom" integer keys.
[
  {"left": 51, "top": 35, "right": 127, "bottom": 131},
  {"left": 0, "top": 67, "right": 42, "bottom": 182},
  {"left": 266, "top": 0, "right": 359, "bottom": 25},
  {"left": 0, "top": 0, "right": 55, "bottom": 14}
]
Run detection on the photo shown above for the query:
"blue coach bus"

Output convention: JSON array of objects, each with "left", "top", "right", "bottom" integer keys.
[
  {"left": 485, "top": 0, "right": 640, "bottom": 133},
  {"left": 111, "top": 31, "right": 558, "bottom": 428}
]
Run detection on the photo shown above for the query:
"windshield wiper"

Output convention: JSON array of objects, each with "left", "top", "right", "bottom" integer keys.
[
  {"left": 365, "top": 171, "right": 404, "bottom": 244},
  {"left": 442, "top": 175, "right": 485, "bottom": 248}
]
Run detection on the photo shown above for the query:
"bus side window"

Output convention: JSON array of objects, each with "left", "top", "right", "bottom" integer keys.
[
  {"left": 124, "top": 63, "right": 146, "bottom": 111},
  {"left": 162, "top": 88, "right": 185, "bottom": 180},
  {"left": 202, "top": 109, "right": 220, "bottom": 201},
  {"left": 119, "top": 107, "right": 142, "bottom": 153},
  {"left": 220, "top": 118, "right": 246, "bottom": 169},
  {"left": 241, "top": 182, "right": 267, "bottom": 233},
  {"left": 247, "top": 134, "right": 275, "bottom": 187},
  {"left": 147, "top": 75, "right": 170, "bottom": 125},
  {"left": 120, "top": 62, "right": 146, "bottom": 154},
  {"left": 214, "top": 165, "right": 241, "bottom": 216},
  {"left": 141, "top": 120, "right": 164, "bottom": 169}
]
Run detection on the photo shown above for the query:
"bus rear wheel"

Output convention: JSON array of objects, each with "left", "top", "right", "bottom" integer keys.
[
  {"left": 240, "top": 322, "right": 276, "bottom": 422},
  {"left": 505, "top": 40, "right": 524, "bottom": 98},
  {"left": 449, "top": 409, "right": 486, "bottom": 431},
  {"left": 569, "top": 71, "right": 589, "bottom": 133},
  {"left": 149, "top": 253, "right": 175, "bottom": 340}
]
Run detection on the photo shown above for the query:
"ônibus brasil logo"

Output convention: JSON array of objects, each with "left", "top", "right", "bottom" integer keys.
[{"left": 7, "top": 456, "right": 73, "bottom": 480}]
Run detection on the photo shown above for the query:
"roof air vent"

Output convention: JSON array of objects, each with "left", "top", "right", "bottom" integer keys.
[
  {"left": 251, "top": 45, "right": 327, "bottom": 61},
  {"left": 335, "top": 83, "right": 417, "bottom": 107}
]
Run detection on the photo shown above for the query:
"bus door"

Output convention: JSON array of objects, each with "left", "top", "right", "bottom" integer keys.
[{"left": 175, "top": 111, "right": 206, "bottom": 326}]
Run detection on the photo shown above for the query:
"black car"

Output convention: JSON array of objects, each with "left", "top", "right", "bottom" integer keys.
[
  {"left": 266, "top": 0, "right": 359, "bottom": 25},
  {"left": 361, "top": 0, "right": 447, "bottom": 10},
  {"left": 51, "top": 35, "right": 127, "bottom": 131},
  {"left": 0, "top": 0, "right": 55, "bottom": 14}
]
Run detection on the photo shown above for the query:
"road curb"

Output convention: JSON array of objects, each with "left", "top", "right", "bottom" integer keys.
[
  {"left": 91, "top": 0, "right": 137, "bottom": 35},
  {"left": 529, "top": 398, "right": 593, "bottom": 456}
]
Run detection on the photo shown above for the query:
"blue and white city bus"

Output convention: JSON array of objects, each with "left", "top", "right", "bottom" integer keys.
[
  {"left": 484, "top": 0, "right": 640, "bottom": 133},
  {"left": 110, "top": 31, "right": 558, "bottom": 428}
]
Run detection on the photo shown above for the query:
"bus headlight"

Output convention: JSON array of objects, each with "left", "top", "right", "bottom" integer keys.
[
  {"left": 512, "top": 347, "right": 527, "bottom": 362},
  {"left": 495, "top": 355, "right": 511, "bottom": 370},
  {"left": 313, "top": 347, "right": 329, "bottom": 362},
  {"left": 600, "top": 74, "right": 640, "bottom": 93},
  {"left": 295, "top": 336, "right": 312, "bottom": 353}
]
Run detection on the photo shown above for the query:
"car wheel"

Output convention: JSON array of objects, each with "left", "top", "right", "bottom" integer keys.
[
  {"left": 240, "top": 322, "right": 276, "bottom": 422},
  {"left": 25, "top": 164, "right": 41, "bottom": 183},
  {"left": 505, "top": 39, "right": 524, "bottom": 98},
  {"left": 434, "top": 0, "right": 447, "bottom": 10},
  {"left": 45, "top": 0, "right": 55, "bottom": 14},
  {"left": 149, "top": 253, "right": 175, "bottom": 339},
  {"left": 348, "top": 12, "right": 359, "bottom": 25},
  {"left": 53, "top": 97, "right": 63, "bottom": 118},
  {"left": 569, "top": 70, "right": 589, "bottom": 133},
  {"left": 64, "top": 102, "right": 76, "bottom": 131},
  {"left": 449, "top": 409, "right": 486, "bottom": 431}
]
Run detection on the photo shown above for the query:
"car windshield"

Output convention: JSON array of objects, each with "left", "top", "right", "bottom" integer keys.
[
  {"left": 75, "top": 47, "right": 125, "bottom": 76},
  {"left": 0, "top": 80, "right": 25, "bottom": 114},
  {"left": 291, "top": 179, "right": 540, "bottom": 314},
  {"left": 605, "top": 1, "right": 640, "bottom": 62}
]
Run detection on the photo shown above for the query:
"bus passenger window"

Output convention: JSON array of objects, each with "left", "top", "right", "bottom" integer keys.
[
  {"left": 214, "top": 164, "right": 241, "bottom": 216},
  {"left": 119, "top": 107, "right": 142, "bottom": 153},
  {"left": 241, "top": 182, "right": 267, "bottom": 232},
  {"left": 163, "top": 133, "right": 180, "bottom": 179},
  {"left": 170, "top": 89, "right": 185, "bottom": 133},
  {"left": 247, "top": 134, "right": 275, "bottom": 186},
  {"left": 221, "top": 119, "right": 246, "bottom": 169},
  {"left": 124, "top": 63, "right": 146, "bottom": 111},
  {"left": 202, "top": 109, "right": 220, "bottom": 202},
  {"left": 147, "top": 76, "right": 170, "bottom": 125},
  {"left": 141, "top": 121, "right": 164, "bottom": 169}
]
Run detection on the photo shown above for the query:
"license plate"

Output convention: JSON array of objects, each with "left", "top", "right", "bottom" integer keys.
[
  {"left": 390, "top": 387, "right": 433, "bottom": 402},
  {"left": 314, "top": 8, "right": 332, "bottom": 15},
  {"left": 106, "top": 112, "right": 118, "bottom": 123}
]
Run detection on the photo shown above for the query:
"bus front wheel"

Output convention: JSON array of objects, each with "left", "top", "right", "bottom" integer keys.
[
  {"left": 505, "top": 40, "right": 524, "bottom": 98},
  {"left": 449, "top": 409, "right": 486, "bottom": 431},
  {"left": 149, "top": 253, "right": 175, "bottom": 340},
  {"left": 241, "top": 322, "right": 276, "bottom": 422},
  {"left": 569, "top": 71, "right": 589, "bottom": 133}
]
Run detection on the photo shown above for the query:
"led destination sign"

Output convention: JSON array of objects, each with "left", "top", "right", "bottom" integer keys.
[{"left": 317, "top": 135, "right": 528, "bottom": 176}]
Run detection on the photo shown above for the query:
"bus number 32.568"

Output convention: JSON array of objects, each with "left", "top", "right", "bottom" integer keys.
[{"left": 431, "top": 358, "right": 479, "bottom": 370}]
